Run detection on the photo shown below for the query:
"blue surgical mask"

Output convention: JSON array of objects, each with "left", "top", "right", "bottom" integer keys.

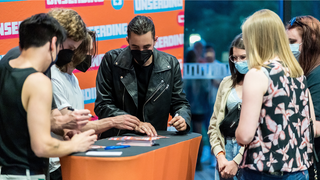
[
  {"left": 289, "top": 43, "right": 301, "bottom": 61},
  {"left": 235, "top": 60, "right": 249, "bottom": 74}
]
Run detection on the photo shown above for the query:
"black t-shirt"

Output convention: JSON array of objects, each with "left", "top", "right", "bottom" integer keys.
[
  {"left": 1, "top": 47, "right": 57, "bottom": 109},
  {"left": 0, "top": 59, "right": 47, "bottom": 170},
  {"left": 133, "top": 60, "right": 154, "bottom": 121}
]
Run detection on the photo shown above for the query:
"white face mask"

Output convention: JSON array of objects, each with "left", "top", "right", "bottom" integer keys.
[{"left": 289, "top": 43, "right": 301, "bottom": 61}]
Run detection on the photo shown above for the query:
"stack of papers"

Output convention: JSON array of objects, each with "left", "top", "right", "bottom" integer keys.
[
  {"left": 108, "top": 136, "right": 168, "bottom": 147},
  {"left": 116, "top": 140, "right": 154, "bottom": 146}
]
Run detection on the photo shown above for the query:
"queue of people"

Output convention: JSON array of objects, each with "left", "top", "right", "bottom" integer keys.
[
  {"left": 207, "top": 10, "right": 320, "bottom": 180},
  {"left": 1, "top": 7, "right": 320, "bottom": 180}
]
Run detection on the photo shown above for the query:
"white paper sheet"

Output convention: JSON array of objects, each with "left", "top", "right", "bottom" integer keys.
[{"left": 85, "top": 151, "right": 123, "bottom": 156}]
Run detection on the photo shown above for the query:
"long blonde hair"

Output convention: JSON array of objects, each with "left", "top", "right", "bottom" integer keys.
[{"left": 242, "top": 9, "right": 304, "bottom": 78}]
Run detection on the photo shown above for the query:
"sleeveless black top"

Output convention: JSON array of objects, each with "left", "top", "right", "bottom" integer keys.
[{"left": 0, "top": 59, "right": 47, "bottom": 171}]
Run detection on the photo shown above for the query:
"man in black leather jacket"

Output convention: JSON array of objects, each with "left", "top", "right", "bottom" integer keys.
[{"left": 94, "top": 15, "right": 191, "bottom": 138}]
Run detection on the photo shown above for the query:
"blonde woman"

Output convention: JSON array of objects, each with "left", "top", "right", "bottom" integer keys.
[
  {"left": 208, "top": 34, "right": 246, "bottom": 180},
  {"left": 236, "top": 9, "right": 320, "bottom": 180}
]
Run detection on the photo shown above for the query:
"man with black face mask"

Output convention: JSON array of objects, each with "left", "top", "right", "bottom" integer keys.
[
  {"left": 51, "top": 29, "right": 142, "bottom": 139},
  {"left": 0, "top": 9, "right": 93, "bottom": 136},
  {"left": 0, "top": 9, "right": 97, "bottom": 180},
  {"left": 0, "top": 13, "right": 97, "bottom": 180},
  {"left": 95, "top": 15, "right": 191, "bottom": 138}
]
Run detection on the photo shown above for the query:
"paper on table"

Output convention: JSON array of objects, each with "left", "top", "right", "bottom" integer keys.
[
  {"left": 90, "top": 145, "right": 106, "bottom": 149},
  {"left": 117, "top": 141, "right": 154, "bottom": 146},
  {"left": 108, "top": 136, "right": 168, "bottom": 141},
  {"left": 85, "top": 151, "right": 122, "bottom": 156}
]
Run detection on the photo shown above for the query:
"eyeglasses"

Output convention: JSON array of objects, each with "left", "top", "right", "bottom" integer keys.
[
  {"left": 289, "top": 17, "right": 305, "bottom": 28},
  {"left": 229, "top": 55, "right": 246, "bottom": 63}
]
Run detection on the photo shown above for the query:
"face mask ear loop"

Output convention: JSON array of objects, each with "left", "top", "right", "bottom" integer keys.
[
  {"left": 61, "top": 43, "right": 64, "bottom": 51},
  {"left": 56, "top": 43, "right": 64, "bottom": 61},
  {"left": 49, "top": 41, "right": 53, "bottom": 63}
]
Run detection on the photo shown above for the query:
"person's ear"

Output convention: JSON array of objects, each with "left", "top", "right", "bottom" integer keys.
[
  {"left": 154, "top": 36, "right": 158, "bottom": 42},
  {"left": 126, "top": 36, "right": 129, "bottom": 44},
  {"left": 50, "top": 36, "right": 57, "bottom": 52}
]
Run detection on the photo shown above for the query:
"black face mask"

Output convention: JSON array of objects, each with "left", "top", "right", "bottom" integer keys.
[
  {"left": 55, "top": 49, "right": 74, "bottom": 67},
  {"left": 75, "top": 55, "right": 92, "bottom": 72},
  {"left": 131, "top": 50, "right": 153, "bottom": 66}
]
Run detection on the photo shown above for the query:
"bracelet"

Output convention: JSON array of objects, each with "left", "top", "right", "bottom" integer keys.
[{"left": 217, "top": 151, "right": 225, "bottom": 157}]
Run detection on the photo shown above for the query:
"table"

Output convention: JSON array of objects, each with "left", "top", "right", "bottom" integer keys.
[{"left": 60, "top": 131, "right": 202, "bottom": 180}]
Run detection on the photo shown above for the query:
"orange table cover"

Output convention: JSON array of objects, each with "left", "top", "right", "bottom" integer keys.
[{"left": 60, "top": 133, "right": 201, "bottom": 180}]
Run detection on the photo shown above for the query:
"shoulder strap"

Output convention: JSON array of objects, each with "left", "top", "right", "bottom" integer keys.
[{"left": 308, "top": 91, "right": 318, "bottom": 180}]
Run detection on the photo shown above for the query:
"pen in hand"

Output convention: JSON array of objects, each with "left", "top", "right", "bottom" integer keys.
[
  {"left": 169, "top": 113, "right": 179, "bottom": 126},
  {"left": 67, "top": 107, "right": 95, "bottom": 118}
]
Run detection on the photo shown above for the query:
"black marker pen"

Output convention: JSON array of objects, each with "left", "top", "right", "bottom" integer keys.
[{"left": 67, "top": 107, "right": 95, "bottom": 118}]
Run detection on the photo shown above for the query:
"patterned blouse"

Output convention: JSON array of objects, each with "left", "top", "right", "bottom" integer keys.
[{"left": 240, "top": 60, "right": 313, "bottom": 173}]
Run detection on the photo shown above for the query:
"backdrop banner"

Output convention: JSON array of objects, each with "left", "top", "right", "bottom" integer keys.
[{"left": 0, "top": 0, "right": 185, "bottom": 117}]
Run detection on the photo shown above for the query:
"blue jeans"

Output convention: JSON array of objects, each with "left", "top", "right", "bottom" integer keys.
[
  {"left": 215, "top": 137, "right": 242, "bottom": 180},
  {"left": 240, "top": 168, "right": 309, "bottom": 180}
]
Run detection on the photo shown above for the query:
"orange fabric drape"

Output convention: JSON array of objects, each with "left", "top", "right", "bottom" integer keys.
[{"left": 60, "top": 136, "right": 201, "bottom": 180}]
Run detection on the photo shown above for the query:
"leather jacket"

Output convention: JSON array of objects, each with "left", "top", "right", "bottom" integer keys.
[{"left": 94, "top": 47, "right": 191, "bottom": 138}]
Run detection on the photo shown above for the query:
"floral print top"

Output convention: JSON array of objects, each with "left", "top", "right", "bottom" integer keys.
[{"left": 240, "top": 60, "right": 313, "bottom": 173}]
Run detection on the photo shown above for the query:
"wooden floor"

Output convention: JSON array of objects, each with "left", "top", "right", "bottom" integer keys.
[{"left": 194, "top": 145, "right": 216, "bottom": 180}]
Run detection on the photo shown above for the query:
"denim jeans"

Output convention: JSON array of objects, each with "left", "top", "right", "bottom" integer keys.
[
  {"left": 240, "top": 168, "right": 309, "bottom": 180},
  {"left": 215, "top": 137, "right": 242, "bottom": 180}
]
